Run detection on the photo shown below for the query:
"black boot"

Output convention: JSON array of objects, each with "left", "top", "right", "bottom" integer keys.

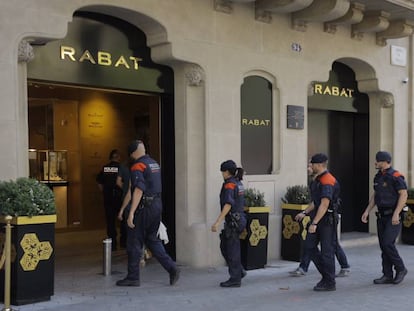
[{"left": 220, "top": 279, "right": 241, "bottom": 288}]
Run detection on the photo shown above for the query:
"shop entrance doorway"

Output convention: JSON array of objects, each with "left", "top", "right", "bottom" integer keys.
[
  {"left": 26, "top": 11, "right": 176, "bottom": 257},
  {"left": 308, "top": 61, "right": 369, "bottom": 233},
  {"left": 27, "top": 83, "right": 176, "bottom": 256}
]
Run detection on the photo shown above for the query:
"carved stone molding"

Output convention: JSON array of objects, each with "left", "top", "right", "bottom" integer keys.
[
  {"left": 255, "top": 8, "right": 272, "bottom": 23},
  {"left": 214, "top": 0, "right": 233, "bottom": 14},
  {"left": 292, "top": 0, "right": 350, "bottom": 31},
  {"left": 376, "top": 19, "right": 414, "bottom": 46},
  {"left": 292, "top": 18, "right": 308, "bottom": 32},
  {"left": 379, "top": 92, "right": 394, "bottom": 108},
  {"left": 324, "top": 2, "right": 365, "bottom": 34},
  {"left": 352, "top": 10, "right": 390, "bottom": 39},
  {"left": 256, "top": 0, "right": 313, "bottom": 14},
  {"left": 18, "top": 40, "right": 34, "bottom": 63},
  {"left": 185, "top": 65, "right": 205, "bottom": 87}
]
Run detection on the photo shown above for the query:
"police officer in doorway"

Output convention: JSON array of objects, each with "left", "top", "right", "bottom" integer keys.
[
  {"left": 96, "top": 149, "right": 123, "bottom": 251},
  {"left": 211, "top": 160, "right": 247, "bottom": 288},
  {"left": 116, "top": 140, "right": 180, "bottom": 287},
  {"left": 305, "top": 153, "right": 340, "bottom": 291},
  {"left": 361, "top": 151, "right": 408, "bottom": 285}
]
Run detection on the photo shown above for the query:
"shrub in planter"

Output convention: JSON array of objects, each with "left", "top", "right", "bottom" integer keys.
[
  {"left": 0, "top": 177, "right": 56, "bottom": 305},
  {"left": 280, "top": 185, "right": 310, "bottom": 262},
  {"left": 281, "top": 185, "right": 310, "bottom": 205},
  {"left": 244, "top": 188, "right": 266, "bottom": 207},
  {"left": 0, "top": 177, "right": 55, "bottom": 216},
  {"left": 241, "top": 188, "right": 269, "bottom": 270}
]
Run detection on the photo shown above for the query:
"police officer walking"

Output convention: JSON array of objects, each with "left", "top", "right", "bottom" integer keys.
[
  {"left": 305, "top": 153, "right": 340, "bottom": 291},
  {"left": 361, "top": 151, "right": 408, "bottom": 285},
  {"left": 116, "top": 140, "right": 180, "bottom": 287},
  {"left": 211, "top": 160, "right": 247, "bottom": 288},
  {"left": 96, "top": 149, "right": 123, "bottom": 251}
]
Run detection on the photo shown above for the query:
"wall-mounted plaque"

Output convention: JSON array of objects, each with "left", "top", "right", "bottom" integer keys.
[{"left": 287, "top": 105, "right": 304, "bottom": 129}]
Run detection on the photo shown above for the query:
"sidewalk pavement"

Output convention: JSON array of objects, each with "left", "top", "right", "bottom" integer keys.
[{"left": 11, "top": 233, "right": 414, "bottom": 311}]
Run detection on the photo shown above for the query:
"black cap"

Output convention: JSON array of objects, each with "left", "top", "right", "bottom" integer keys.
[
  {"left": 376, "top": 151, "right": 392, "bottom": 163},
  {"left": 310, "top": 153, "right": 328, "bottom": 164},
  {"left": 220, "top": 160, "right": 237, "bottom": 172},
  {"left": 128, "top": 140, "right": 141, "bottom": 155}
]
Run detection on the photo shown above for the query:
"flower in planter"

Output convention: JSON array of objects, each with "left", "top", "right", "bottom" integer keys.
[
  {"left": 281, "top": 185, "right": 310, "bottom": 204},
  {"left": 0, "top": 177, "right": 56, "bottom": 216}
]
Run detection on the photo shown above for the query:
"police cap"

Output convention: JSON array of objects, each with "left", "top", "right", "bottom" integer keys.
[
  {"left": 310, "top": 153, "right": 328, "bottom": 164},
  {"left": 220, "top": 160, "right": 237, "bottom": 172},
  {"left": 376, "top": 151, "right": 392, "bottom": 163}
]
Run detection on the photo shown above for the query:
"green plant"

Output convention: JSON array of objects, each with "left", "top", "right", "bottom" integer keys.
[
  {"left": 244, "top": 188, "right": 266, "bottom": 207},
  {"left": 281, "top": 185, "right": 311, "bottom": 204},
  {"left": 408, "top": 188, "right": 414, "bottom": 200},
  {"left": 0, "top": 177, "right": 56, "bottom": 216}
]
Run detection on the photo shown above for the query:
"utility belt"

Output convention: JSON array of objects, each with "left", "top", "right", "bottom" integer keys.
[
  {"left": 317, "top": 211, "right": 338, "bottom": 226},
  {"left": 140, "top": 194, "right": 161, "bottom": 208},
  {"left": 375, "top": 208, "right": 394, "bottom": 218}
]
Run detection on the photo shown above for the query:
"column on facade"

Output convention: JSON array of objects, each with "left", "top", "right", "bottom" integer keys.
[{"left": 173, "top": 63, "right": 210, "bottom": 266}]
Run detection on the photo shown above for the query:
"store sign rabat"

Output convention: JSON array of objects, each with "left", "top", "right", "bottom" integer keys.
[
  {"left": 313, "top": 83, "right": 354, "bottom": 98},
  {"left": 60, "top": 45, "right": 142, "bottom": 70},
  {"left": 241, "top": 118, "right": 271, "bottom": 127}
]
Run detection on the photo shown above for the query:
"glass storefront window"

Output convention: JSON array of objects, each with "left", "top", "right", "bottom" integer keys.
[{"left": 241, "top": 76, "right": 273, "bottom": 175}]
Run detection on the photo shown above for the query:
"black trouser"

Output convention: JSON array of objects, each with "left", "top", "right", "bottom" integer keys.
[
  {"left": 377, "top": 214, "right": 406, "bottom": 277},
  {"left": 304, "top": 214, "right": 336, "bottom": 286},
  {"left": 103, "top": 191, "right": 121, "bottom": 250},
  {"left": 126, "top": 200, "right": 176, "bottom": 281},
  {"left": 220, "top": 224, "right": 243, "bottom": 282}
]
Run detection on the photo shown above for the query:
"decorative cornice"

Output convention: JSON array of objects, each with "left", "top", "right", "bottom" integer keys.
[
  {"left": 18, "top": 40, "right": 34, "bottom": 63},
  {"left": 352, "top": 10, "right": 390, "bottom": 39},
  {"left": 185, "top": 65, "right": 205, "bottom": 87},
  {"left": 292, "top": 0, "right": 350, "bottom": 31},
  {"left": 376, "top": 19, "right": 414, "bottom": 46},
  {"left": 256, "top": 0, "right": 313, "bottom": 14},
  {"left": 386, "top": 0, "right": 414, "bottom": 10},
  {"left": 379, "top": 92, "right": 394, "bottom": 108},
  {"left": 255, "top": 7, "right": 272, "bottom": 23},
  {"left": 324, "top": 2, "right": 365, "bottom": 34},
  {"left": 214, "top": 0, "right": 233, "bottom": 14}
]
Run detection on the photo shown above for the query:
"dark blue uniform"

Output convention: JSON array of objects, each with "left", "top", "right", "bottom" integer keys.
[
  {"left": 374, "top": 167, "right": 407, "bottom": 278},
  {"left": 305, "top": 170, "right": 340, "bottom": 288},
  {"left": 96, "top": 160, "right": 122, "bottom": 250},
  {"left": 126, "top": 155, "right": 176, "bottom": 281},
  {"left": 219, "top": 177, "right": 247, "bottom": 282}
]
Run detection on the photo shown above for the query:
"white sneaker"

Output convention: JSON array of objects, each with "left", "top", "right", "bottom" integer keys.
[
  {"left": 289, "top": 267, "right": 306, "bottom": 276},
  {"left": 336, "top": 268, "right": 350, "bottom": 277}
]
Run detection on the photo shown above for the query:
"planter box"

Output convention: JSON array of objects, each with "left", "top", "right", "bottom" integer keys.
[
  {"left": 402, "top": 199, "right": 414, "bottom": 245},
  {"left": 281, "top": 203, "right": 309, "bottom": 262},
  {"left": 240, "top": 207, "right": 270, "bottom": 270},
  {"left": 0, "top": 215, "right": 56, "bottom": 305}
]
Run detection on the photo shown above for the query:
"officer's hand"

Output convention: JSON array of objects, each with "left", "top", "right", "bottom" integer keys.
[
  {"left": 295, "top": 213, "right": 305, "bottom": 222},
  {"left": 361, "top": 211, "right": 369, "bottom": 223},
  {"left": 127, "top": 213, "right": 135, "bottom": 228},
  {"left": 117, "top": 210, "right": 123, "bottom": 221},
  {"left": 211, "top": 223, "right": 218, "bottom": 232},
  {"left": 308, "top": 224, "right": 317, "bottom": 233},
  {"left": 392, "top": 214, "right": 400, "bottom": 225}
]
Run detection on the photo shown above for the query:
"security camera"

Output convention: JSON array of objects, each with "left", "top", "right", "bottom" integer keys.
[{"left": 403, "top": 77, "right": 409, "bottom": 83}]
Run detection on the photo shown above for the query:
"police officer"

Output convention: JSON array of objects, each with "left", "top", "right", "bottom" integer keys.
[
  {"left": 305, "top": 153, "right": 340, "bottom": 291},
  {"left": 116, "top": 140, "right": 180, "bottom": 287},
  {"left": 96, "top": 149, "right": 123, "bottom": 251},
  {"left": 290, "top": 162, "right": 350, "bottom": 277},
  {"left": 211, "top": 160, "right": 247, "bottom": 288},
  {"left": 361, "top": 151, "right": 408, "bottom": 285}
]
